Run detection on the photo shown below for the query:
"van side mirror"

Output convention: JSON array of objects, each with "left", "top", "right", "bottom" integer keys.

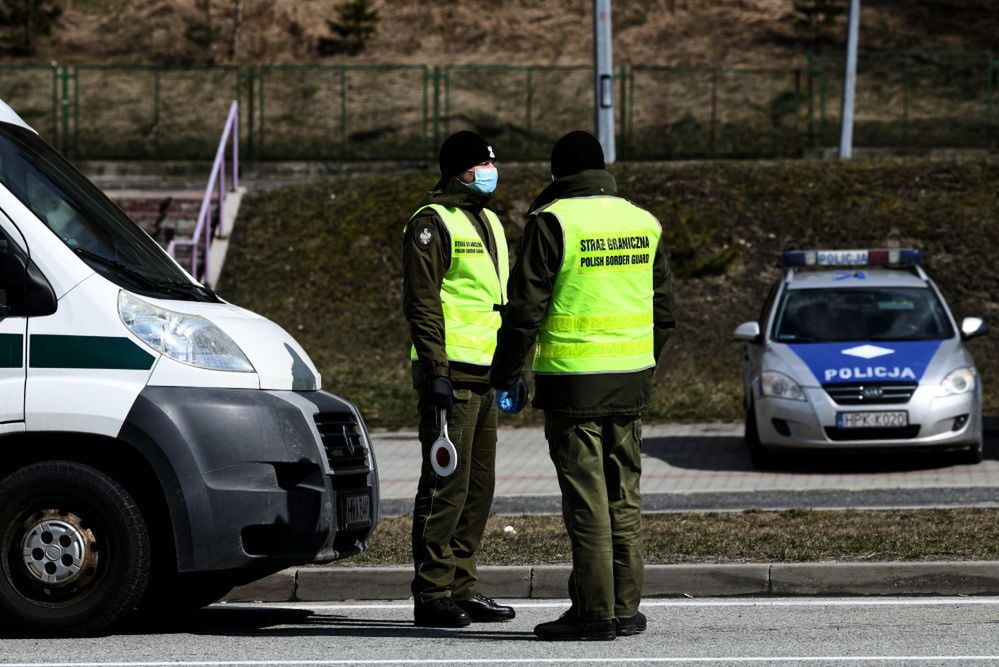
[
  {"left": 0, "top": 239, "right": 57, "bottom": 319},
  {"left": 0, "top": 249, "right": 24, "bottom": 320},
  {"left": 961, "top": 317, "right": 988, "bottom": 340},
  {"left": 734, "top": 321, "right": 762, "bottom": 344}
]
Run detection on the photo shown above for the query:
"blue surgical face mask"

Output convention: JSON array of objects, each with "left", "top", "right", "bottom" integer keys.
[{"left": 467, "top": 165, "right": 498, "bottom": 194}]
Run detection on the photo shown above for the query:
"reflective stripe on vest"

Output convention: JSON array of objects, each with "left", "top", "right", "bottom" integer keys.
[
  {"left": 533, "top": 196, "right": 661, "bottom": 375},
  {"left": 407, "top": 204, "right": 509, "bottom": 366}
]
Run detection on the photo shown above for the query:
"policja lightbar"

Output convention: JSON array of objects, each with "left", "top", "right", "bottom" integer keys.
[{"left": 782, "top": 248, "right": 922, "bottom": 267}]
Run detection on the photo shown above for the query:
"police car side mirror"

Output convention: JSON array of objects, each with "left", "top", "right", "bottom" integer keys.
[
  {"left": 960, "top": 317, "right": 988, "bottom": 340},
  {"left": 734, "top": 321, "right": 762, "bottom": 344}
]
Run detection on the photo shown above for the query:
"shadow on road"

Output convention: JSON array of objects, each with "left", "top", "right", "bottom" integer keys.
[
  {"left": 643, "top": 417, "right": 999, "bottom": 474},
  {"left": 106, "top": 606, "right": 536, "bottom": 641}
]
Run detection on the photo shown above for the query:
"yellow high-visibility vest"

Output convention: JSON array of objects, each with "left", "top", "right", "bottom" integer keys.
[
  {"left": 408, "top": 204, "right": 509, "bottom": 367},
  {"left": 533, "top": 196, "right": 661, "bottom": 375}
]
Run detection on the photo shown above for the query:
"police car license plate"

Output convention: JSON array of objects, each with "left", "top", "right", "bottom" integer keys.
[
  {"left": 836, "top": 411, "right": 908, "bottom": 428},
  {"left": 344, "top": 493, "right": 371, "bottom": 528}
]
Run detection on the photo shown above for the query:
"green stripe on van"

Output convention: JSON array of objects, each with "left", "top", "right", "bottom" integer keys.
[
  {"left": 29, "top": 335, "right": 155, "bottom": 370},
  {"left": 0, "top": 333, "right": 23, "bottom": 368}
]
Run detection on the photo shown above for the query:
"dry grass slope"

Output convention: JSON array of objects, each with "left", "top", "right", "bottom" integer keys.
[{"left": 19, "top": 0, "right": 999, "bottom": 67}]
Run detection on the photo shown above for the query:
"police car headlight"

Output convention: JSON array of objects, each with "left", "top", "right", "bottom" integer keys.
[
  {"left": 118, "top": 291, "right": 255, "bottom": 373},
  {"left": 761, "top": 371, "right": 807, "bottom": 402},
  {"left": 937, "top": 367, "right": 976, "bottom": 397}
]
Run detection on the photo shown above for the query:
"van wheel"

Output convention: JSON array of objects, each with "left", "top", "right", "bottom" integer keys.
[
  {"left": 745, "top": 403, "right": 778, "bottom": 469},
  {"left": 0, "top": 461, "right": 151, "bottom": 636},
  {"left": 139, "top": 572, "right": 239, "bottom": 621}
]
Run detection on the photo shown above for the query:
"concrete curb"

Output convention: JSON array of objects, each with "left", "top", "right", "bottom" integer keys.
[{"left": 225, "top": 561, "right": 999, "bottom": 603}]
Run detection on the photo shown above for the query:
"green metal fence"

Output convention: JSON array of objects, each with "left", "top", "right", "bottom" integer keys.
[
  {"left": 0, "top": 54, "right": 996, "bottom": 161},
  {"left": 813, "top": 51, "right": 997, "bottom": 150},
  {"left": 69, "top": 65, "right": 241, "bottom": 159},
  {"left": 442, "top": 65, "right": 595, "bottom": 160},
  {"left": 252, "top": 64, "right": 428, "bottom": 159},
  {"left": 621, "top": 66, "right": 807, "bottom": 159}
]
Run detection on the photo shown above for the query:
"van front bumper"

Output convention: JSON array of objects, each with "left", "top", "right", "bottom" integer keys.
[
  {"left": 118, "top": 387, "right": 379, "bottom": 574},
  {"left": 755, "top": 384, "right": 982, "bottom": 451}
]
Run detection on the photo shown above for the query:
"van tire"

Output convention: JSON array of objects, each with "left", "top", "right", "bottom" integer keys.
[
  {"left": 138, "top": 572, "right": 238, "bottom": 621},
  {"left": 0, "top": 461, "right": 151, "bottom": 636}
]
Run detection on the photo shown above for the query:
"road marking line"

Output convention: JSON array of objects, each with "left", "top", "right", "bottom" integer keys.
[
  {"left": 5, "top": 658, "right": 999, "bottom": 666},
  {"left": 242, "top": 597, "right": 999, "bottom": 611}
]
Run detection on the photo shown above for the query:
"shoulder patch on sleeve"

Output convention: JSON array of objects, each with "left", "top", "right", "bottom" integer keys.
[{"left": 414, "top": 221, "right": 435, "bottom": 249}]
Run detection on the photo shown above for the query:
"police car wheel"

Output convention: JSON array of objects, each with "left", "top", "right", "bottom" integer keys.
[
  {"left": 745, "top": 403, "right": 778, "bottom": 469},
  {"left": 959, "top": 440, "right": 984, "bottom": 465},
  {"left": 0, "top": 461, "right": 151, "bottom": 636}
]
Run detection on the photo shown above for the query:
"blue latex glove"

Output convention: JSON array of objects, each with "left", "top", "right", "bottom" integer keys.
[
  {"left": 495, "top": 376, "right": 529, "bottom": 414},
  {"left": 495, "top": 388, "right": 520, "bottom": 414}
]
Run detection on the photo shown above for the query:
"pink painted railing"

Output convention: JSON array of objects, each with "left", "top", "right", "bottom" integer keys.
[{"left": 167, "top": 100, "right": 239, "bottom": 284}]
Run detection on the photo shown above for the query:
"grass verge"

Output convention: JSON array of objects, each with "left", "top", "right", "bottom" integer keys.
[{"left": 334, "top": 509, "right": 999, "bottom": 566}]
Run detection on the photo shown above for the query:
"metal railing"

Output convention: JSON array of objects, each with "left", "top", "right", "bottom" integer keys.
[
  {"left": 166, "top": 99, "right": 239, "bottom": 284},
  {"left": 2, "top": 54, "right": 997, "bottom": 161}
]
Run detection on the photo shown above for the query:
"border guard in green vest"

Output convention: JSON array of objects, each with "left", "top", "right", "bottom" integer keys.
[
  {"left": 491, "top": 131, "right": 676, "bottom": 641},
  {"left": 402, "top": 131, "right": 516, "bottom": 628}
]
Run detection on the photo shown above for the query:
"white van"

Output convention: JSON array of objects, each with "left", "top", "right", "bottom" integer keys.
[{"left": 0, "top": 101, "right": 379, "bottom": 635}]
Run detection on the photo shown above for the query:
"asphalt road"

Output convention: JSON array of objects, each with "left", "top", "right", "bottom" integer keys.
[{"left": 3, "top": 598, "right": 999, "bottom": 665}]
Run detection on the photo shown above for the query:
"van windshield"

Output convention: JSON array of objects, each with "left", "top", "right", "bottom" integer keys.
[
  {"left": 772, "top": 287, "right": 954, "bottom": 343},
  {"left": 0, "top": 122, "right": 216, "bottom": 302}
]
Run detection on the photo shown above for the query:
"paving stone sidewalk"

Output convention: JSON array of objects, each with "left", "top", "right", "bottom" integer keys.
[{"left": 372, "top": 422, "right": 999, "bottom": 513}]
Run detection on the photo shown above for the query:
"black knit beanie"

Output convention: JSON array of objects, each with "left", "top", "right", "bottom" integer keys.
[
  {"left": 550, "top": 130, "right": 605, "bottom": 178},
  {"left": 438, "top": 131, "right": 496, "bottom": 179}
]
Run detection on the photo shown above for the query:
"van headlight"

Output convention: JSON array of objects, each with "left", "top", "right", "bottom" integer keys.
[
  {"left": 937, "top": 367, "right": 976, "bottom": 397},
  {"left": 118, "top": 291, "right": 255, "bottom": 373},
  {"left": 761, "top": 371, "right": 807, "bottom": 401}
]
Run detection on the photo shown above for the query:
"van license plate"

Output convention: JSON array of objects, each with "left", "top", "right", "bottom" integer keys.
[
  {"left": 344, "top": 493, "right": 371, "bottom": 527},
  {"left": 836, "top": 411, "right": 908, "bottom": 428}
]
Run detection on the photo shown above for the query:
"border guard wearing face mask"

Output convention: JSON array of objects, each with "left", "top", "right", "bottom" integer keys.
[
  {"left": 402, "top": 131, "right": 516, "bottom": 628},
  {"left": 491, "top": 131, "right": 676, "bottom": 641}
]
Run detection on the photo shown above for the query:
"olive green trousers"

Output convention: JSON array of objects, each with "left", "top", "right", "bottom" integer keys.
[
  {"left": 411, "top": 385, "right": 497, "bottom": 603},
  {"left": 544, "top": 412, "right": 644, "bottom": 621}
]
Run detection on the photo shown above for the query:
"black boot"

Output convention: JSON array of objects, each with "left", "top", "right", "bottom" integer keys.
[
  {"left": 615, "top": 611, "right": 647, "bottom": 636},
  {"left": 455, "top": 593, "right": 516, "bottom": 622},
  {"left": 534, "top": 610, "right": 616, "bottom": 641},
  {"left": 414, "top": 598, "right": 471, "bottom": 628}
]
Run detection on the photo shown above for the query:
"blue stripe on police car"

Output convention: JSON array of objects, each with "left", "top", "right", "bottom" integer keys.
[{"left": 787, "top": 340, "right": 942, "bottom": 384}]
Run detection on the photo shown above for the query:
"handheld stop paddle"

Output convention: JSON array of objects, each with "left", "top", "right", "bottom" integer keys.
[{"left": 430, "top": 408, "right": 458, "bottom": 476}]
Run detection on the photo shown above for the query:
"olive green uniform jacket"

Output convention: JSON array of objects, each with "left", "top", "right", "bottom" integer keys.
[
  {"left": 402, "top": 177, "right": 504, "bottom": 389},
  {"left": 490, "top": 169, "right": 676, "bottom": 417}
]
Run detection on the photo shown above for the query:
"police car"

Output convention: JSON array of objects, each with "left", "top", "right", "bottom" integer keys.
[
  {"left": 0, "top": 100, "right": 378, "bottom": 634},
  {"left": 735, "top": 248, "right": 987, "bottom": 467}
]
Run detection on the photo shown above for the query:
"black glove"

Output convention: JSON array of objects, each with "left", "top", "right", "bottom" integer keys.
[
  {"left": 496, "top": 374, "right": 530, "bottom": 414},
  {"left": 513, "top": 374, "right": 529, "bottom": 408},
  {"left": 430, "top": 376, "right": 453, "bottom": 410}
]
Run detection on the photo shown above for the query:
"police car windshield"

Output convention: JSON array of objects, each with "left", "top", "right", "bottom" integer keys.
[
  {"left": 772, "top": 287, "right": 954, "bottom": 343},
  {"left": 0, "top": 122, "right": 216, "bottom": 302}
]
